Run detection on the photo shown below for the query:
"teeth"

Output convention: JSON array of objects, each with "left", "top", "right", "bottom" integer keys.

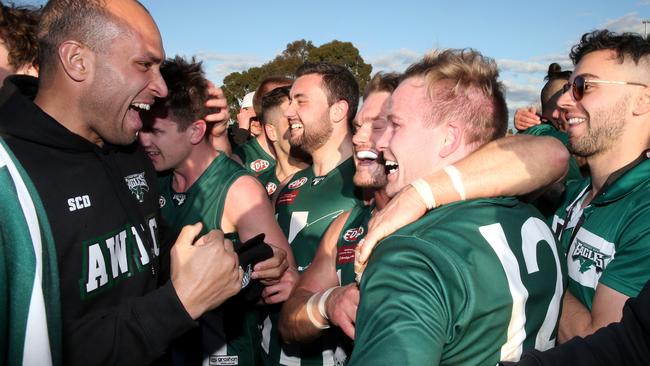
[
  {"left": 131, "top": 103, "right": 151, "bottom": 111},
  {"left": 290, "top": 123, "right": 303, "bottom": 130},
  {"left": 568, "top": 117, "right": 586, "bottom": 125},
  {"left": 384, "top": 160, "right": 398, "bottom": 175},
  {"left": 356, "top": 150, "right": 378, "bottom": 160}
]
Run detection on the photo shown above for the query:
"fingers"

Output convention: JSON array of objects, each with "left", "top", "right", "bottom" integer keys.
[
  {"left": 193, "top": 228, "right": 224, "bottom": 247},
  {"left": 204, "top": 84, "right": 229, "bottom": 123},
  {"left": 175, "top": 222, "right": 204, "bottom": 246},
  {"left": 338, "top": 317, "right": 356, "bottom": 340},
  {"left": 252, "top": 246, "right": 289, "bottom": 280},
  {"left": 261, "top": 282, "right": 290, "bottom": 304}
]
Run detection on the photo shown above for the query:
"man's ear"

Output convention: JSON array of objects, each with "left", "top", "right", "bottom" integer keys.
[
  {"left": 632, "top": 86, "right": 650, "bottom": 117},
  {"left": 439, "top": 121, "right": 463, "bottom": 158},
  {"left": 265, "top": 123, "right": 278, "bottom": 143},
  {"left": 329, "top": 100, "right": 349, "bottom": 124},
  {"left": 190, "top": 119, "right": 207, "bottom": 144},
  {"left": 58, "top": 40, "right": 92, "bottom": 82}
]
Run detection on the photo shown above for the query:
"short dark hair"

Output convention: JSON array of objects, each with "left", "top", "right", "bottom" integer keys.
[
  {"left": 260, "top": 85, "right": 290, "bottom": 125},
  {"left": 570, "top": 29, "right": 650, "bottom": 66},
  {"left": 363, "top": 72, "right": 400, "bottom": 99},
  {"left": 253, "top": 75, "right": 293, "bottom": 114},
  {"left": 0, "top": 2, "right": 40, "bottom": 70},
  {"left": 159, "top": 56, "right": 211, "bottom": 132},
  {"left": 37, "top": 0, "right": 144, "bottom": 79},
  {"left": 295, "top": 62, "right": 359, "bottom": 124},
  {"left": 402, "top": 48, "right": 508, "bottom": 146}
]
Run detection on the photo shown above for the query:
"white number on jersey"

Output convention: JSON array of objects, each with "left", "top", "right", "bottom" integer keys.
[{"left": 479, "top": 217, "right": 562, "bottom": 361}]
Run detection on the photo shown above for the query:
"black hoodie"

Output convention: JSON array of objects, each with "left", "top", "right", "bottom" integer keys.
[{"left": 0, "top": 76, "right": 195, "bottom": 365}]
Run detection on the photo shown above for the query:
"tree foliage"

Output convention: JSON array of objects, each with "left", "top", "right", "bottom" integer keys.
[{"left": 221, "top": 39, "right": 372, "bottom": 120}]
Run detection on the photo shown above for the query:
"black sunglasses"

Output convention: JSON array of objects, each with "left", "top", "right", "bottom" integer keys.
[{"left": 563, "top": 75, "right": 648, "bottom": 101}]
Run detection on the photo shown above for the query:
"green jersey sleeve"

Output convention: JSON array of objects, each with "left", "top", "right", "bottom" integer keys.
[
  {"left": 599, "top": 203, "right": 650, "bottom": 298},
  {"left": 350, "top": 235, "right": 463, "bottom": 366}
]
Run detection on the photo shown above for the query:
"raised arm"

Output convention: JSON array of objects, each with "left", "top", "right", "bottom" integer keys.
[{"left": 356, "top": 135, "right": 569, "bottom": 273}]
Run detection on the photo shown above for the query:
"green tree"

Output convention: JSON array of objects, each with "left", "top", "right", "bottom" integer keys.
[{"left": 221, "top": 39, "right": 371, "bottom": 120}]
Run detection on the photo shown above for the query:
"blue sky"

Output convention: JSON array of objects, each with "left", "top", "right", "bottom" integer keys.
[{"left": 15, "top": 0, "right": 650, "bottom": 122}]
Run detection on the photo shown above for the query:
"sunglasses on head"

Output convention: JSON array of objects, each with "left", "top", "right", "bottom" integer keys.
[{"left": 562, "top": 75, "right": 648, "bottom": 101}]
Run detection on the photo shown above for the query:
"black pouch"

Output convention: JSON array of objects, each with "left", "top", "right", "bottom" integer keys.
[{"left": 229, "top": 233, "right": 274, "bottom": 307}]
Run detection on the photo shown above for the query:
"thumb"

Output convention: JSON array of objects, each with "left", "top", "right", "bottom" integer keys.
[
  {"left": 358, "top": 227, "right": 384, "bottom": 264},
  {"left": 176, "top": 222, "right": 204, "bottom": 247}
]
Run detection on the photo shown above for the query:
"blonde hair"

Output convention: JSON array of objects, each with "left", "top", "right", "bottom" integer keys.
[{"left": 402, "top": 48, "right": 508, "bottom": 146}]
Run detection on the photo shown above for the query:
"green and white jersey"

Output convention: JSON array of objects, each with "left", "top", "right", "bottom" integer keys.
[
  {"left": 336, "top": 203, "right": 373, "bottom": 287},
  {"left": 261, "top": 157, "right": 363, "bottom": 366},
  {"left": 550, "top": 155, "right": 650, "bottom": 310},
  {"left": 350, "top": 197, "right": 565, "bottom": 366},
  {"left": 0, "top": 138, "right": 61, "bottom": 366},
  {"left": 257, "top": 168, "right": 281, "bottom": 198},
  {"left": 159, "top": 153, "right": 260, "bottom": 366},
  {"left": 233, "top": 138, "right": 276, "bottom": 177}
]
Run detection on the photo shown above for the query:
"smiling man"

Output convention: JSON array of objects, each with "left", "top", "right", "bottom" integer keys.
[
  {"left": 262, "top": 62, "right": 364, "bottom": 366},
  {"left": 278, "top": 73, "right": 398, "bottom": 365},
  {"left": 551, "top": 30, "right": 650, "bottom": 343},
  {"left": 138, "top": 55, "right": 297, "bottom": 366},
  {"left": 0, "top": 1, "right": 243, "bottom": 364},
  {"left": 349, "top": 49, "right": 564, "bottom": 365}
]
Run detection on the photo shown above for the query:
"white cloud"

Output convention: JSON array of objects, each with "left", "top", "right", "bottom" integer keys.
[
  {"left": 368, "top": 48, "right": 421, "bottom": 73},
  {"left": 600, "top": 12, "right": 646, "bottom": 34},
  {"left": 193, "top": 52, "right": 263, "bottom": 85},
  {"left": 502, "top": 79, "right": 540, "bottom": 104}
]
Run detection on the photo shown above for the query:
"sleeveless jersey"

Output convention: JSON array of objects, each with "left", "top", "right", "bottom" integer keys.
[
  {"left": 159, "top": 153, "right": 260, "bottom": 366},
  {"left": 350, "top": 197, "right": 565, "bottom": 366},
  {"left": 233, "top": 138, "right": 276, "bottom": 177},
  {"left": 550, "top": 157, "right": 650, "bottom": 310},
  {"left": 336, "top": 203, "right": 373, "bottom": 287},
  {"left": 262, "top": 157, "right": 363, "bottom": 366},
  {"left": 257, "top": 167, "right": 281, "bottom": 198}
]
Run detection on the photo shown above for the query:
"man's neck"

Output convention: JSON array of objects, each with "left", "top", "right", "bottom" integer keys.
[
  {"left": 374, "top": 189, "right": 390, "bottom": 211},
  {"left": 273, "top": 144, "right": 309, "bottom": 183},
  {"left": 310, "top": 129, "right": 353, "bottom": 177},
  {"left": 172, "top": 143, "right": 219, "bottom": 192},
  {"left": 585, "top": 138, "right": 648, "bottom": 204},
  {"left": 35, "top": 84, "right": 104, "bottom": 146},
  {"left": 256, "top": 134, "right": 276, "bottom": 159}
]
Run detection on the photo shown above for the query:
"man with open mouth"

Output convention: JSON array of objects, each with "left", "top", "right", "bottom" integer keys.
[
  {"left": 349, "top": 49, "right": 563, "bottom": 365},
  {"left": 278, "top": 72, "right": 399, "bottom": 365}
]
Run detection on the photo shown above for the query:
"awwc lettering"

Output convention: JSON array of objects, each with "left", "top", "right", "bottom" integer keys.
[{"left": 80, "top": 217, "right": 159, "bottom": 299}]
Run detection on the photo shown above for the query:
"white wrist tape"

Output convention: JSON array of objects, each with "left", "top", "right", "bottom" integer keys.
[
  {"left": 306, "top": 292, "right": 330, "bottom": 329},
  {"left": 318, "top": 286, "right": 339, "bottom": 320},
  {"left": 443, "top": 165, "right": 466, "bottom": 200},
  {"left": 410, "top": 178, "right": 436, "bottom": 210}
]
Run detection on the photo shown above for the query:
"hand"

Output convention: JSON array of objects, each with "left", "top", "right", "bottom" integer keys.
[
  {"left": 261, "top": 267, "right": 299, "bottom": 304},
  {"left": 204, "top": 82, "right": 229, "bottom": 124},
  {"left": 513, "top": 107, "right": 541, "bottom": 132},
  {"left": 236, "top": 107, "right": 256, "bottom": 131},
  {"left": 355, "top": 184, "right": 427, "bottom": 280},
  {"left": 171, "top": 223, "right": 243, "bottom": 319},
  {"left": 252, "top": 244, "right": 289, "bottom": 284},
  {"left": 325, "top": 284, "right": 360, "bottom": 339}
]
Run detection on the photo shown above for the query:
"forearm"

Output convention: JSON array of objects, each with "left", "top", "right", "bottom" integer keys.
[
  {"left": 427, "top": 135, "right": 568, "bottom": 205},
  {"left": 278, "top": 288, "right": 328, "bottom": 343},
  {"left": 558, "top": 291, "right": 598, "bottom": 342},
  {"left": 64, "top": 281, "right": 196, "bottom": 366}
]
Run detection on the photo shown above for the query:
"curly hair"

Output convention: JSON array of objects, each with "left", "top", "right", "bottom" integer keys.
[
  {"left": 570, "top": 29, "right": 650, "bottom": 66},
  {"left": 0, "top": 1, "right": 40, "bottom": 70}
]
